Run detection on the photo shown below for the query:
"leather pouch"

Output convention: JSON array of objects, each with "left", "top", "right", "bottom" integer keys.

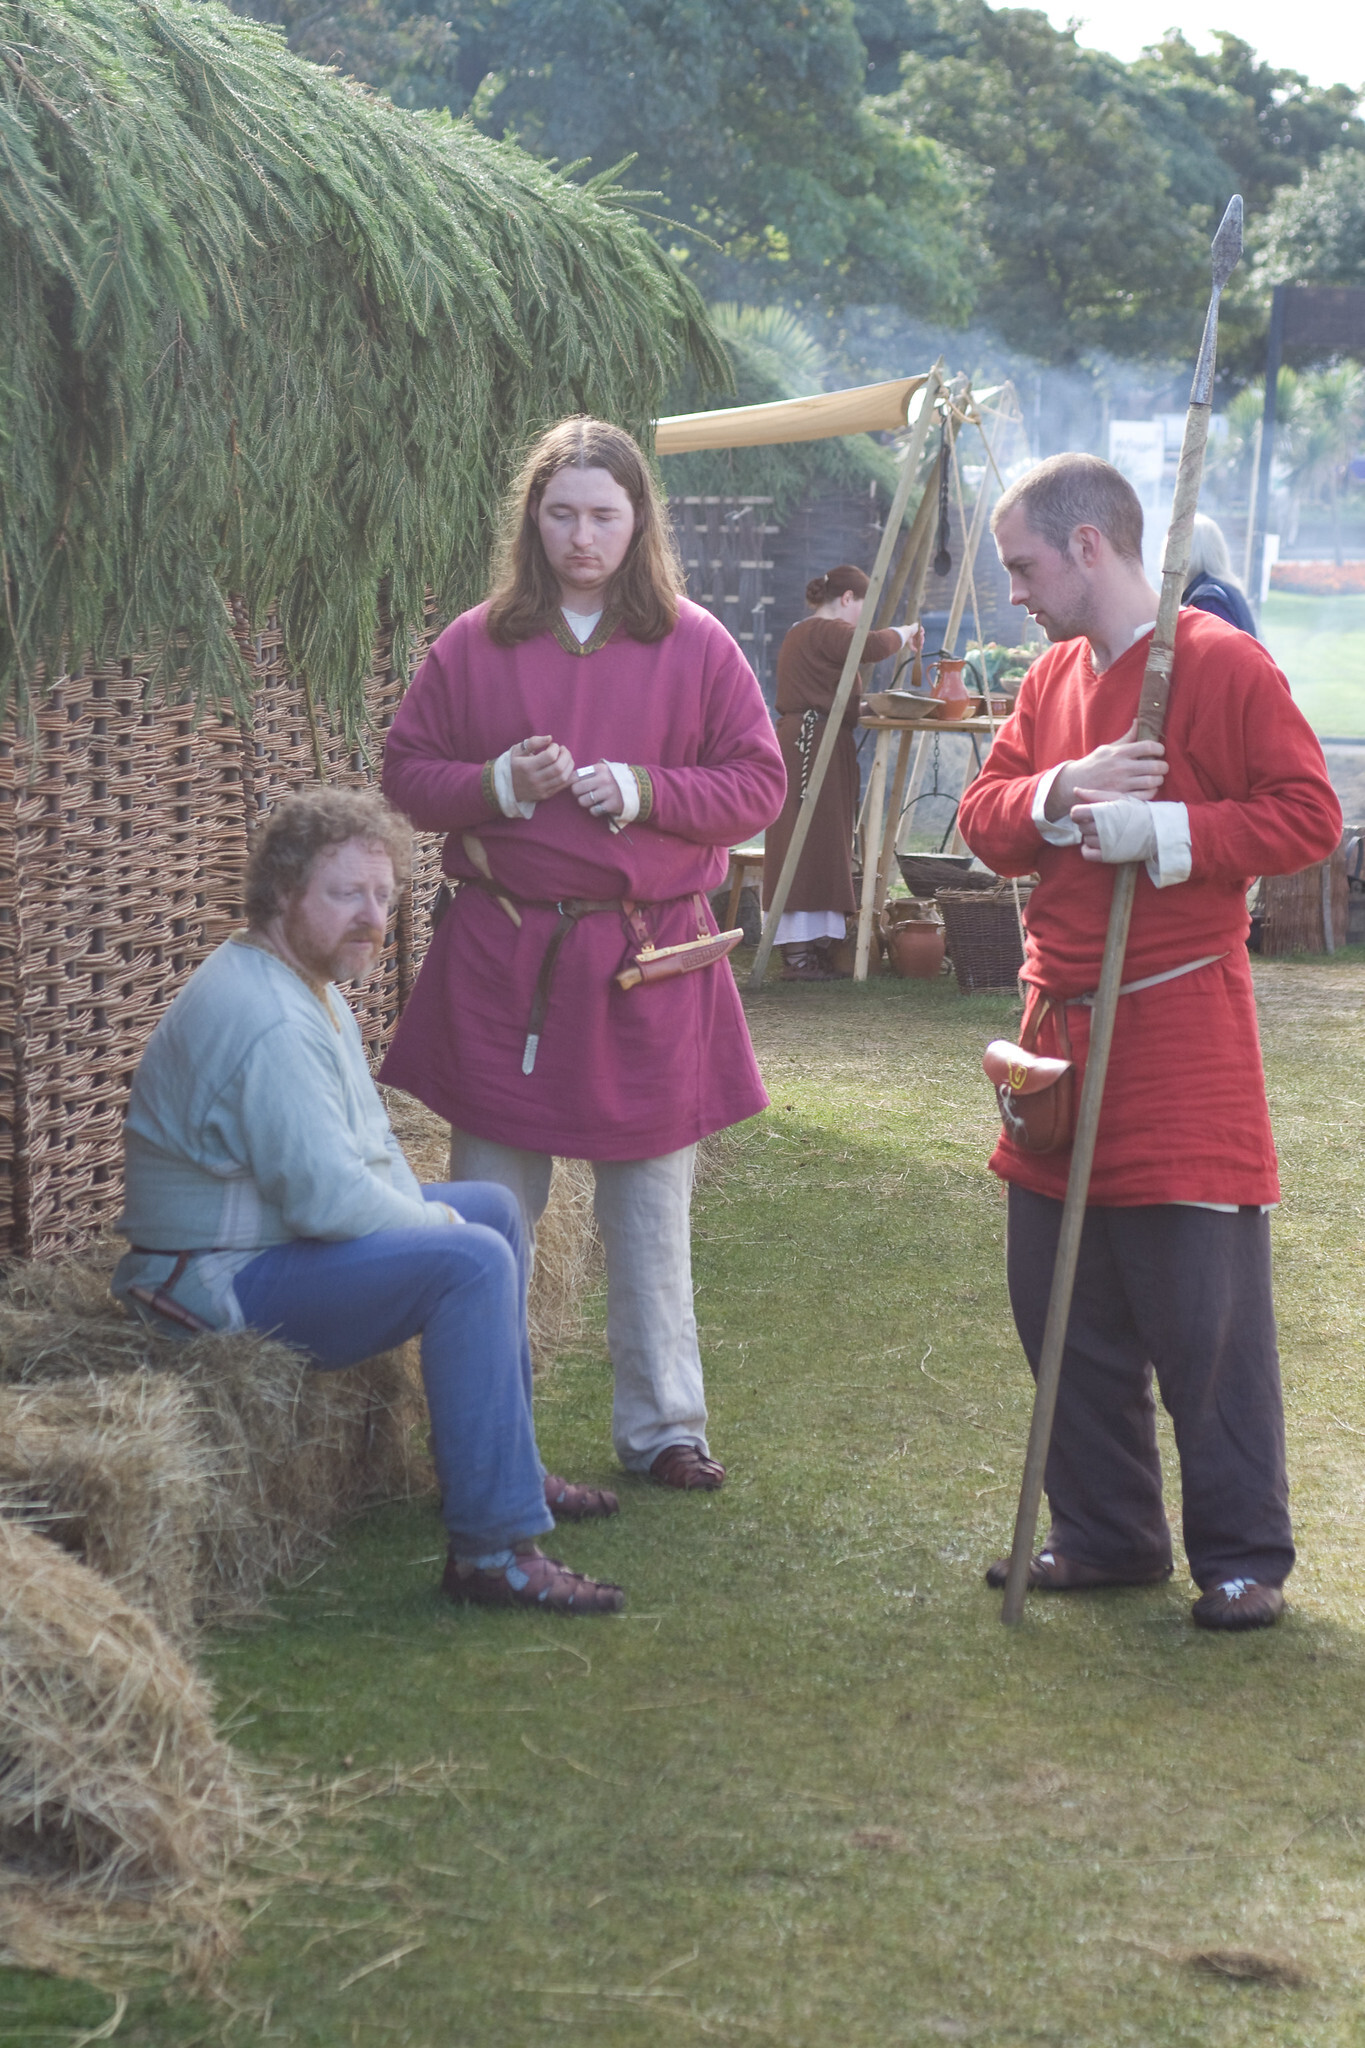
[{"left": 982, "top": 994, "right": 1074, "bottom": 1154}]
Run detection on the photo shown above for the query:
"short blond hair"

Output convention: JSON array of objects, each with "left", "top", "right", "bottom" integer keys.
[
  {"left": 992, "top": 453, "right": 1145, "bottom": 563},
  {"left": 245, "top": 788, "right": 412, "bottom": 925}
]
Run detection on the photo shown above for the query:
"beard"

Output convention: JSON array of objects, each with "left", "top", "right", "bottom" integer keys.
[
  {"left": 280, "top": 915, "right": 386, "bottom": 986},
  {"left": 323, "top": 929, "right": 385, "bottom": 983}
]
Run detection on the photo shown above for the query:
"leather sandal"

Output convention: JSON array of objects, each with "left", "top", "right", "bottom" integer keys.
[
  {"left": 984, "top": 1548, "right": 1173, "bottom": 1591},
  {"left": 443, "top": 1546, "right": 624, "bottom": 1614},
  {"left": 649, "top": 1443, "right": 726, "bottom": 1491},
  {"left": 1190, "top": 1578, "right": 1283, "bottom": 1630},
  {"left": 544, "top": 1474, "right": 620, "bottom": 1521}
]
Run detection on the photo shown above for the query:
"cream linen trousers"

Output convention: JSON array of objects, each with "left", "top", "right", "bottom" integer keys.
[{"left": 449, "top": 1131, "right": 710, "bottom": 1471}]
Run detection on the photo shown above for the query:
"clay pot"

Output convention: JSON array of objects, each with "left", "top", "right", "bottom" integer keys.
[
  {"left": 882, "top": 915, "right": 945, "bottom": 979},
  {"left": 830, "top": 923, "right": 882, "bottom": 975},
  {"left": 931, "top": 656, "right": 972, "bottom": 722}
]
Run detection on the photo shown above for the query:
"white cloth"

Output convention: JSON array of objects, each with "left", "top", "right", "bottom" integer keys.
[
  {"left": 492, "top": 746, "right": 536, "bottom": 819},
  {"left": 1032, "top": 770, "right": 1192, "bottom": 888},
  {"left": 562, "top": 606, "right": 603, "bottom": 641},
  {"left": 605, "top": 761, "right": 641, "bottom": 824},
  {"left": 775, "top": 910, "right": 845, "bottom": 944},
  {"left": 449, "top": 1129, "right": 708, "bottom": 1469}
]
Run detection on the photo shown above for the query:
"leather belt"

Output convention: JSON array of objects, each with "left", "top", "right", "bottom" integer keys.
[
  {"left": 124, "top": 1248, "right": 216, "bottom": 1335},
  {"left": 456, "top": 876, "right": 698, "bottom": 1076}
]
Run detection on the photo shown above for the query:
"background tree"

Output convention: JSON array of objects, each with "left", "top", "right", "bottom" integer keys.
[
  {"left": 879, "top": 4, "right": 1206, "bottom": 363},
  {"left": 1256, "top": 149, "right": 1365, "bottom": 288},
  {"left": 1285, "top": 366, "right": 1365, "bottom": 563},
  {"left": 242, "top": 0, "right": 974, "bottom": 321},
  {"left": 230, "top": 0, "right": 1365, "bottom": 375}
]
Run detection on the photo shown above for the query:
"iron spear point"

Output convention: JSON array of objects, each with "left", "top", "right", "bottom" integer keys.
[{"left": 1192, "top": 195, "right": 1244, "bottom": 406}]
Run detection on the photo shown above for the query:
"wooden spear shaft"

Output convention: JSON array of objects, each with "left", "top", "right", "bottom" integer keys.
[
  {"left": 747, "top": 364, "right": 945, "bottom": 990},
  {"left": 1000, "top": 196, "right": 1244, "bottom": 1626}
]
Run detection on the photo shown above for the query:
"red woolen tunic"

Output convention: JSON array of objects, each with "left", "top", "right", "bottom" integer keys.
[
  {"left": 957, "top": 609, "right": 1341, "bottom": 1206},
  {"left": 378, "top": 600, "right": 787, "bottom": 1160}
]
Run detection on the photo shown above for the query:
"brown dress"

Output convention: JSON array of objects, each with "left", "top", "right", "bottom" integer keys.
[{"left": 762, "top": 617, "right": 903, "bottom": 917}]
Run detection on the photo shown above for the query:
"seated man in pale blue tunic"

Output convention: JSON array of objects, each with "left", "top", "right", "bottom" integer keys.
[{"left": 114, "top": 787, "right": 623, "bottom": 1615}]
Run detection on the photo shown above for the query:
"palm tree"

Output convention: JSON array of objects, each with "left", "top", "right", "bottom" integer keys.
[{"left": 1285, "top": 365, "right": 1365, "bottom": 565}]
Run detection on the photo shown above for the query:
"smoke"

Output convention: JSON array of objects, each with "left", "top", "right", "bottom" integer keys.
[{"left": 814, "top": 304, "right": 1194, "bottom": 464}]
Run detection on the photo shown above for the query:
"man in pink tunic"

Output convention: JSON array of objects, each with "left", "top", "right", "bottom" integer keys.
[{"left": 380, "top": 418, "right": 786, "bottom": 1492}]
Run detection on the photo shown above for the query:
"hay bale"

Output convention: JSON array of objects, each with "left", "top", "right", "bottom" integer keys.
[
  {"left": 0, "top": 1518, "right": 258, "bottom": 1982},
  {"left": 382, "top": 1087, "right": 603, "bottom": 1367},
  {"left": 0, "top": 1250, "right": 433, "bottom": 1624},
  {"left": 528, "top": 1155, "right": 600, "bottom": 1365},
  {"left": 0, "top": 1375, "right": 213, "bottom": 1645}
]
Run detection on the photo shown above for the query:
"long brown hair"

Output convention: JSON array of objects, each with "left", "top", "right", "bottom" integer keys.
[{"left": 485, "top": 417, "right": 683, "bottom": 646}]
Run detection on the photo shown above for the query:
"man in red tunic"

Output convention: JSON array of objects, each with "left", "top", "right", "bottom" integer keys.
[
  {"left": 379, "top": 419, "right": 785, "bottom": 1495},
  {"left": 959, "top": 453, "right": 1341, "bottom": 1631}
]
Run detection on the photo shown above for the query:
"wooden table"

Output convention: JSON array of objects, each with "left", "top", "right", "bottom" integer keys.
[
  {"left": 853, "top": 714, "right": 998, "bottom": 979},
  {"left": 723, "top": 842, "right": 765, "bottom": 931}
]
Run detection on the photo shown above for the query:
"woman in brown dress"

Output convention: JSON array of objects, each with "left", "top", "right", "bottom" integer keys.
[{"left": 763, "top": 565, "right": 920, "bottom": 979}]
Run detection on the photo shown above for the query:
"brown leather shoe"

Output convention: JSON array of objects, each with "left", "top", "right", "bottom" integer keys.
[
  {"left": 1190, "top": 1579, "right": 1283, "bottom": 1630},
  {"left": 649, "top": 1443, "right": 726, "bottom": 1491},
  {"left": 443, "top": 1546, "right": 624, "bottom": 1614},
  {"left": 544, "top": 1474, "right": 620, "bottom": 1521},
  {"left": 984, "top": 1548, "right": 1173, "bottom": 1591}
]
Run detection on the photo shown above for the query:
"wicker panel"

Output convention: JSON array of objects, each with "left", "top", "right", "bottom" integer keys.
[
  {"left": 0, "top": 610, "right": 442, "bottom": 1260},
  {"left": 938, "top": 884, "right": 1031, "bottom": 994},
  {"left": 1259, "top": 842, "right": 1348, "bottom": 958}
]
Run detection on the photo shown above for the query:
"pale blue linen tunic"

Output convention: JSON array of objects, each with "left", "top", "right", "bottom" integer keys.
[{"left": 114, "top": 936, "right": 447, "bottom": 1329}]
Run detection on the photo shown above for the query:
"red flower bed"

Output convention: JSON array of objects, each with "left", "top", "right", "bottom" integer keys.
[{"left": 1269, "top": 561, "right": 1365, "bottom": 595}]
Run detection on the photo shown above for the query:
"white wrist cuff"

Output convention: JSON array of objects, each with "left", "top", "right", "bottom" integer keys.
[
  {"left": 1033, "top": 764, "right": 1081, "bottom": 845},
  {"left": 1086, "top": 797, "right": 1191, "bottom": 886},
  {"left": 605, "top": 761, "right": 641, "bottom": 829},
  {"left": 1146, "top": 800, "right": 1192, "bottom": 887},
  {"left": 493, "top": 748, "right": 536, "bottom": 820}
]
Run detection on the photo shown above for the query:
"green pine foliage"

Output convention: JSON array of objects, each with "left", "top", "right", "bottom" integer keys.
[{"left": 0, "top": 0, "right": 727, "bottom": 718}]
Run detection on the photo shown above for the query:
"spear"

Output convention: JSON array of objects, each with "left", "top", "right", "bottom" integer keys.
[{"left": 999, "top": 195, "right": 1245, "bottom": 1626}]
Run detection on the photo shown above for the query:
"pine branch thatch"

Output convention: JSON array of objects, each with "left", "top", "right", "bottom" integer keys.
[{"left": 0, "top": 0, "right": 727, "bottom": 719}]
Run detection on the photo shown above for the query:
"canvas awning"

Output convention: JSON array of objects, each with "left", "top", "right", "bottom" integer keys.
[{"left": 654, "top": 374, "right": 929, "bottom": 453}]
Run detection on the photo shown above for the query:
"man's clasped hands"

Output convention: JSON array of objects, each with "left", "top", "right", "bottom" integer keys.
[
  {"left": 510, "top": 733, "right": 624, "bottom": 819},
  {"left": 1043, "top": 722, "right": 1169, "bottom": 863}
]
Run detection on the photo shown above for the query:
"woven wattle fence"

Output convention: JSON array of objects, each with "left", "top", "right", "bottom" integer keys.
[{"left": 0, "top": 618, "right": 442, "bottom": 1261}]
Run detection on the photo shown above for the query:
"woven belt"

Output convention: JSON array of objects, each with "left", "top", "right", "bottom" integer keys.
[
  {"left": 793, "top": 707, "right": 830, "bottom": 801},
  {"left": 1068, "top": 952, "right": 1226, "bottom": 1006}
]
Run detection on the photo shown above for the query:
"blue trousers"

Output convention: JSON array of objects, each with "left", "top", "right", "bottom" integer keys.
[{"left": 232, "top": 1183, "right": 553, "bottom": 1556}]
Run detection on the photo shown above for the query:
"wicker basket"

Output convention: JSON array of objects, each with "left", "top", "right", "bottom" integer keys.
[{"left": 938, "top": 884, "right": 1031, "bottom": 993}]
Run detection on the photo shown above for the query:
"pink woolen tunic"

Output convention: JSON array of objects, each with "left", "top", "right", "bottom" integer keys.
[{"left": 378, "top": 600, "right": 787, "bottom": 1160}]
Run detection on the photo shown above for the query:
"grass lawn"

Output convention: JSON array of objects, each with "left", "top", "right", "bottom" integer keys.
[
  {"left": 9, "top": 957, "right": 1365, "bottom": 2046},
  {"left": 1261, "top": 593, "right": 1365, "bottom": 736}
]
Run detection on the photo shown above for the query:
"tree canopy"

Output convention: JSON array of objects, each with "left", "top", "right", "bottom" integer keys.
[
  {"left": 237, "top": 0, "right": 1365, "bottom": 370},
  {"left": 1257, "top": 149, "right": 1365, "bottom": 289},
  {"left": 0, "top": 0, "right": 724, "bottom": 715},
  {"left": 243, "top": 0, "right": 975, "bottom": 321},
  {"left": 879, "top": 9, "right": 1365, "bottom": 365}
]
